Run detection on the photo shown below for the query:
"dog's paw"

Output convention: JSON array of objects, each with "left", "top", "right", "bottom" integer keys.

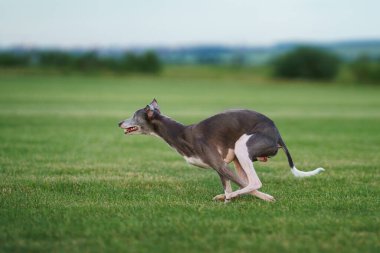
[
  {"left": 262, "top": 194, "right": 276, "bottom": 202},
  {"left": 212, "top": 194, "right": 225, "bottom": 201},
  {"left": 251, "top": 190, "right": 276, "bottom": 202}
]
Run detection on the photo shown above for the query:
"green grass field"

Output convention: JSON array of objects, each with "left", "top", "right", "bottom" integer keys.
[{"left": 0, "top": 72, "right": 379, "bottom": 253}]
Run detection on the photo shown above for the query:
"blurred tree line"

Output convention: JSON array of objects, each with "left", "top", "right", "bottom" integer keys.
[
  {"left": 272, "top": 46, "right": 380, "bottom": 83},
  {"left": 0, "top": 50, "right": 162, "bottom": 74},
  {"left": 272, "top": 47, "right": 340, "bottom": 80},
  {"left": 349, "top": 55, "right": 380, "bottom": 83},
  {"left": 1, "top": 46, "right": 379, "bottom": 84}
]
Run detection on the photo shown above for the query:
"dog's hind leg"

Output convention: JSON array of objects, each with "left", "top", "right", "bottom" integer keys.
[
  {"left": 213, "top": 159, "right": 275, "bottom": 202},
  {"left": 223, "top": 134, "right": 264, "bottom": 201},
  {"left": 225, "top": 133, "right": 280, "bottom": 201},
  {"left": 233, "top": 158, "right": 248, "bottom": 185},
  {"left": 233, "top": 159, "right": 275, "bottom": 202}
]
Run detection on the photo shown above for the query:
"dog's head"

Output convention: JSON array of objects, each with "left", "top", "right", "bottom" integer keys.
[{"left": 118, "top": 98, "right": 161, "bottom": 135}]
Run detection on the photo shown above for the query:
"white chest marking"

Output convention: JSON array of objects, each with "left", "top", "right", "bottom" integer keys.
[{"left": 184, "top": 156, "right": 210, "bottom": 168}]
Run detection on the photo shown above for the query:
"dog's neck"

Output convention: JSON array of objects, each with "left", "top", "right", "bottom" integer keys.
[{"left": 152, "top": 115, "right": 193, "bottom": 156}]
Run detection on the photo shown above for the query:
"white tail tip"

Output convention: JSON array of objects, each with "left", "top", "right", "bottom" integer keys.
[{"left": 291, "top": 166, "right": 325, "bottom": 178}]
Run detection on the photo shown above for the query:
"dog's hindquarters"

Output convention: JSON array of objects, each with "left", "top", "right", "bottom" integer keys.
[{"left": 278, "top": 137, "right": 325, "bottom": 177}]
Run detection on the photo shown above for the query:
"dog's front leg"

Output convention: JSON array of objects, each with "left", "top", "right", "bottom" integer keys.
[
  {"left": 213, "top": 174, "right": 233, "bottom": 203},
  {"left": 202, "top": 147, "right": 246, "bottom": 202},
  {"left": 212, "top": 164, "right": 247, "bottom": 203}
]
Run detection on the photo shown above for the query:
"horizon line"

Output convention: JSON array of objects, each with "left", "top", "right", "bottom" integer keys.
[{"left": 1, "top": 37, "right": 380, "bottom": 50}]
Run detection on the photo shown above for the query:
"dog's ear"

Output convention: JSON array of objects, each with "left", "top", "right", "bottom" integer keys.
[
  {"left": 149, "top": 98, "right": 160, "bottom": 114},
  {"left": 144, "top": 105, "right": 154, "bottom": 119},
  {"left": 145, "top": 98, "right": 160, "bottom": 120}
]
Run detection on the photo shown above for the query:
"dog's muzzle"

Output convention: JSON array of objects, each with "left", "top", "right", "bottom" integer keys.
[{"left": 118, "top": 120, "right": 140, "bottom": 134}]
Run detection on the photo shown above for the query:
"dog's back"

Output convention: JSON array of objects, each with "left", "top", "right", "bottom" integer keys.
[{"left": 190, "top": 109, "right": 279, "bottom": 149}]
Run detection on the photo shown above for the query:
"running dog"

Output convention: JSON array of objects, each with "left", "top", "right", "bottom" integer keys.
[{"left": 119, "top": 99, "right": 324, "bottom": 202}]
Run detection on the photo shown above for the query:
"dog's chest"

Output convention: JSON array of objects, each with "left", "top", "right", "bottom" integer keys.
[{"left": 183, "top": 156, "right": 209, "bottom": 168}]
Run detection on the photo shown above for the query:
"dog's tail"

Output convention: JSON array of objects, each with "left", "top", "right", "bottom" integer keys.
[{"left": 278, "top": 137, "right": 325, "bottom": 177}]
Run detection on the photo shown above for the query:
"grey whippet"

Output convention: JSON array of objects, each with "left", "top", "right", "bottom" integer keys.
[{"left": 119, "top": 99, "right": 324, "bottom": 202}]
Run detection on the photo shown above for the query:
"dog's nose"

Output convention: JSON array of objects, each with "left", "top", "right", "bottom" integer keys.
[{"left": 118, "top": 121, "right": 124, "bottom": 127}]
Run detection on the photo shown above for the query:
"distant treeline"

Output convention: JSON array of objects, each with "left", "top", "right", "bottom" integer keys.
[
  {"left": 0, "top": 50, "right": 162, "bottom": 74},
  {"left": 272, "top": 46, "right": 380, "bottom": 83},
  {"left": 272, "top": 47, "right": 341, "bottom": 80},
  {"left": 1, "top": 46, "right": 380, "bottom": 83},
  {"left": 349, "top": 55, "right": 380, "bottom": 83}
]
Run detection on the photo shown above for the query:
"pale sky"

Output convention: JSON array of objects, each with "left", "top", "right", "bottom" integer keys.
[{"left": 0, "top": 0, "right": 379, "bottom": 48}]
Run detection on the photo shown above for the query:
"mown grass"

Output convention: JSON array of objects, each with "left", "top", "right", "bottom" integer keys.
[{"left": 0, "top": 72, "right": 379, "bottom": 253}]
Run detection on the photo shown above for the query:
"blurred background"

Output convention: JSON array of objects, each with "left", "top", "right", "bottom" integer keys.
[
  {"left": 1, "top": 1, "right": 380, "bottom": 252},
  {"left": 0, "top": 0, "right": 380, "bottom": 82}
]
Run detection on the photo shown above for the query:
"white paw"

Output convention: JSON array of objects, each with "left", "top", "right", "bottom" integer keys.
[
  {"left": 261, "top": 193, "right": 276, "bottom": 202},
  {"left": 251, "top": 190, "right": 276, "bottom": 202},
  {"left": 213, "top": 194, "right": 225, "bottom": 201}
]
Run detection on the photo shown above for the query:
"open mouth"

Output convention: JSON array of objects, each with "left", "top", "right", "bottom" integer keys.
[{"left": 124, "top": 126, "right": 139, "bottom": 134}]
